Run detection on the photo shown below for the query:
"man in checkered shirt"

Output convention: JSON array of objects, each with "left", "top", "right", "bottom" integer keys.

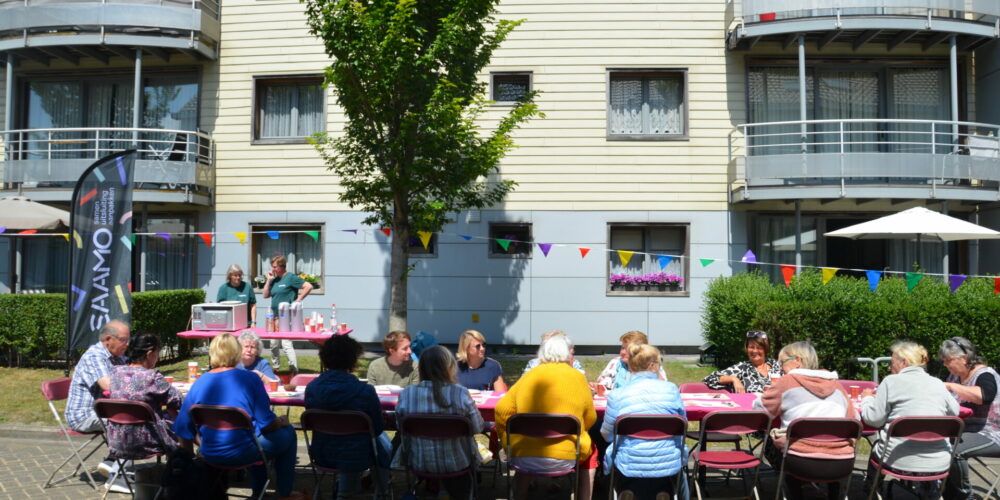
[{"left": 66, "top": 321, "right": 130, "bottom": 432}]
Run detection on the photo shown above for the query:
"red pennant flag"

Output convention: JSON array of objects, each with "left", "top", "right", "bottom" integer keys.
[
  {"left": 780, "top": 265, "right": 795, "bottom": 288},
  {"left": 995, "top": 277, "right": 1000, "bottom": 295},
  {"left": 380, "top": 228, "right": 391, "bottom": 237},
  {"left": 198, "top": 233, "right": 213, "bottom": 247},
  {"left": 18, "top": 229, "right": 37, "bottom": 235},
  {"left": 579, "top": 247, "right": 590, "bottom": 258}
]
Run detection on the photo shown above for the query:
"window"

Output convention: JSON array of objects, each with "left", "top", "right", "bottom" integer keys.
[
  {"left": 491, "top": 72, "right": 532, "bottom": 103},
  {"left": 608, "top": 224, "right": 689, "bottom": 295},
  {"left": 251, "top": 224, "right": 324, "bottom": 291},
  {"left": 608, "top": 70, "right": 686, "bottom": 139},
  {"left": 489, "top": 222, "right": 532, "bottom": 258},
  {"left": 253, "top": 76, "right": 325, "bottom": 143},
  {"left": 135, "top": 216, "right": 196, "bottom": 291}
]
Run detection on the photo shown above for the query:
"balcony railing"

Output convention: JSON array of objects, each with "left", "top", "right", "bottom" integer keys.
[
  {"left": 729, "top": 118, "right": 1000, "bottom": 201},
  {"left": 0, "top": 0, "right": 219, "bottom": 19},
  {"left": 731, "top": 0, "right": 1000, "bottom": 24}
]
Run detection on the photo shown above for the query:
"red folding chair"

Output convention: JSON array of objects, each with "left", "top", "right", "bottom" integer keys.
[
  {"left": 399, "top": 414, "right": 479, "bottom": 500},
  {"left": 41, "top": 377, "right": 106, "bottom": 490},
  {"left": 300, "top": 409, "right": 390, "bottom": 500},
  {"left": 607, "top": 414, "right": 688, "bottom": 500},
  {"left": 691, "top": 410, "right": 771, "bottom": 500},
  {"left": 504, "top": 413, "right": 583, "bottom": 500},
  {"left": 774, "top": 418, "right": 862, "bottom": 500},
  {"left": 189, "top": 405, "right": 271, "bottom": 500},
  {"left": 866, "top": 416, "right": 964, "bottom": 500},
  {"left": 94, "top": 400, "right": 168, "bottom": 500},
  {"left": 679, "top": 383, "right": 743, "bottom": 451}
]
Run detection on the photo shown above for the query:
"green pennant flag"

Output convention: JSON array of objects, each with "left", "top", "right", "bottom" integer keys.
[
  {"left": 699, "top": 258, "right": 715, "bottom": 267},
  {"left": 496, "top": 238, "right": 511, "bottom": 251},
  {"left": 304, "top": 230, "right": 319, "bottom": 242},
  {"left": 905, "top": 272, "right": 923, "bottom": 292},
  {"left": 130, "top": 234, "right": 136, "bottom": 245}
]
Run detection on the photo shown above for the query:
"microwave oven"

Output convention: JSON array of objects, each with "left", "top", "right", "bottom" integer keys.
[{"left": 191, "top": 302, "right": 248, "bottom": 331}]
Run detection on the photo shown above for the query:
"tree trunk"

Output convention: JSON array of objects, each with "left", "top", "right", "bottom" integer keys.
[{"left": 388, "top": 211, "right": 409, "bottom": 332}]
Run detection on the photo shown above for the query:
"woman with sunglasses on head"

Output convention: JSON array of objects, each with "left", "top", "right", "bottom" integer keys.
[
  {"left": 456, "top": 329, "right": 508, "bottom": 392},
  {"left": 703, "top": 330, "right": 781, "bottom": 394},
  {"left": 939, "top": 336, "right": 1000, "bottom": 500}
]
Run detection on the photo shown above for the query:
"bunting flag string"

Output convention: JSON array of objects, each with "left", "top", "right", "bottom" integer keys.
[
  {"left": 821, "top": 268, "right": 837, "bottom": 285},
  {"left": 700, "top": 258, "right": 715, "bottom": 267},
  {"left": 616, "top": 250, "right": 634, "bottom": 267},
  {"left": 741, "top": 250, "right": 757, "bottom": 263},
  {"left": 579, "top": 247, "right": 591, "bottom": 258},
  {"left": 417, "top": 231, "right": 432, "bottom": 249},
  {"left": 866, "top": 270, "right": 882, "bottom": 292},
  {"left": 657, "top": 255, "right": 673, "bottom": 270},
  {"left": 906, "top": 272, "right": 923, "bottom": 292},
  {"left": 537, "top": 243, "right": 552, "bottom": 257},
  {"left": 198, "top": 233, "right": 213, "bottom": 248},
  {"left": 950, "top": 275, "right": 968, "bottom": 293},
  {"left": 780, "top": 265, "right": 795, "bottom": 287}
]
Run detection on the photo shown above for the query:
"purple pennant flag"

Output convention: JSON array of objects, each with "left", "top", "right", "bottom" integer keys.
[
  {"left": 538, "top": 243, "right": 552, "bottom": 257},
  {"left": 950, "top": 274, "right": 968, "bottom": 293},
  {"left": 155, "top": 232, "right": 170, "bottom": 241},
  {"left": 741, "top": 249, "right": 757, "bottom": 263},
  {"left": 341, "top": 229, "right": 358, "bottom": 234},
  {"left": 0, "top": 226, "right": 6, "bottom": 234},
  {"left": 866, "top": 270, "right": 882, "bottom": 292}
]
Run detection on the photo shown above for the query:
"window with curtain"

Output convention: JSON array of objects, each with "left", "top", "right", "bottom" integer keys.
[
  {"left": 254, "top": 77, "right": 325, "bottom": 142},
  {"left": 608, "top": 71, "right": 685, "bottom": 138},
  {"left": 608, "top": 224, "right": 688, "bottom": 294},
  {"left": 21, "top": 236, "right": 69, "bottom": 293},
  {"left": 491, "top": 72, "right": 531, "bottom": 103},
  {"left": 251, "top": 225, "right": 324, "bottom": 290},
  {"left": 889, "top": 68, "right": 950, "bottom": 153},
  {"left": 752, "top": 215, "right": 818, "bottom": 284},
  {"left": 747, "top": 67, "right": 814, "bottom": 155},
  {"left": 139, "top": 217, "right": 195, "bottom": 291}
]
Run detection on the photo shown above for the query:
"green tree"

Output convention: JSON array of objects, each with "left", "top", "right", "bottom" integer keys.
[{"left": 303, "top": 0, "right": 541, "bottom": 330}]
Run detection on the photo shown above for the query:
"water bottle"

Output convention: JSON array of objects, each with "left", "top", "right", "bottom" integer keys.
[
  {"left": 330, "top": 304, "right": 337, "bottom": 331},
  {"left": 265, "top": 309, "right": 274, "bottom": 332}
]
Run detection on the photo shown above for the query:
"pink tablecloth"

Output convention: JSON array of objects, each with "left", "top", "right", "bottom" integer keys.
[
  {"left": 682, "top": 392, "right": 759, "bottom": 421},
  {"left": 177, "top": 328, "right": 351, "bottom": 342}
]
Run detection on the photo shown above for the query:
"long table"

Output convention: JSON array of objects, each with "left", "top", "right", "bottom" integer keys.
[{"left": 177, "top": 328, "right": 351, "bottom": 342}]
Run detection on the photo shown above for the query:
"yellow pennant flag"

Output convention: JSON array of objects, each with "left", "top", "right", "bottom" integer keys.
[
  {"left": 61, "top": 233, "right": 69, "bottom": 242},
  {"left": 616, "top": 250, "right": 634, "bottom": 267},
  {"left": 417, "top": 231, "right": 432, "bottom": 249},
  {"left": 234, "top": 232, "right": 247, "bottom": 245},
  {"left": 821, "top": 267, "right": 838, "bottom": 285}
]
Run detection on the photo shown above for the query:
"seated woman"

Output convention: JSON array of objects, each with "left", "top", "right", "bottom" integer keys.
[
  {"left": 703, "top": 330, "right": 780, "bottom": 394},
  {"left": 173, "top": 334, "right": 303, "bottom": 500},
  {"left": 601, "top": 343, "right": 688, "bottom": 500},
  {"left": 596, "top": 331, "right": 667, "bottom": 392},
  {"left": 522, "top": 330, "right": 585, "bottom": 376},
  {"left": 456, "top": 329, "right": 508, "bottom": 392},
  {"left": 396, "top": 345, "right": 486, "bottom": 498},
  {"left": 305, "top": 335, "right": 391, "bottom": 498},
  {"left": 108, "top": 333, "right": 182, "bottom": 457},
  {"left": 366, "top": 330, "right": 419, "bottom": 387},
  {"left": 939, "top": 336, "right": 1000, "bottom": 500},
  {"left": 860, "top": 340, "right": 958, "bottom": 495},
  {"left": 753, "top": 341, "right": 855, "bottom": 500},
  {"left": 237, "top": 330, "right": 276, "bottom": 382},
  {"left": 496, "top": 334, "right": 598, "bottom": 500}
]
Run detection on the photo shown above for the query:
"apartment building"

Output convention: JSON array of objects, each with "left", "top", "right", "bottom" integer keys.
[{"left": 1, "top": 0, "right": 997, "bottom": 348}]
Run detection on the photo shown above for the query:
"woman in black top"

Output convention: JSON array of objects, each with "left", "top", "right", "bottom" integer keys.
[{"left": 703, "top": 330, "right": 781, "bottom": 393}]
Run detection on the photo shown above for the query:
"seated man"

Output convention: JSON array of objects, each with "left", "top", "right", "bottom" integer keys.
[{"left": 366, "top": 330, "right": 419, "bottom": 387}]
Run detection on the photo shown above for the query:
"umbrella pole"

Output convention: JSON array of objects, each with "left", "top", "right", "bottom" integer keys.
[{"left": 917, "top": 234, "right": 922, "bottom": 272}]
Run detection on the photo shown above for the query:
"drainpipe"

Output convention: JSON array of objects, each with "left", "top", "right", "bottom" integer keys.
[
  {"left": 970, "top": 207, "right": 979, "bottom": 276},
  {"left": 133, "top": 48, "right": 142, "bottom": 147},
  {"left": 5, "top": 56, "right": 14, "bottom": 196},
  {"left": 798, "top": 35, "right": 807, "bottom": 154},
  {"left": 950, "top": 36, "right": 959, "bottom": 152},
  {"left": 794, "top": 200, "right": 802, "bottom": 274},
  {"left": 942, "top": 201, "right": 950, "bottom": 279}
]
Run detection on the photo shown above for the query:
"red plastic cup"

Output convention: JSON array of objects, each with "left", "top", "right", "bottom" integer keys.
[
  {"left": 164, "top": 376, "right": 174, "bottom": 384},
  {"left": 849, "top": 385, "right": 861, "bottom": 399},
  {"left": 268, "top": 380, "right": 279, "bottom": 392}
]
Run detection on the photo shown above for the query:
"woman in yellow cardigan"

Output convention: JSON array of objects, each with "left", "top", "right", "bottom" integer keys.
[{"left": 495, "top": 333, "right": 598, "bottom": 499}]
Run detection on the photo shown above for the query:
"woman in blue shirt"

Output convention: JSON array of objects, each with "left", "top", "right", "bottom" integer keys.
[{"left": 455, "top": 329, "right": 508, "bottom": 392}]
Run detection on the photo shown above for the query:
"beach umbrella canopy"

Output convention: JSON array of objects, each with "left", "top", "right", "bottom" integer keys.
[
  {"left": 0, "top": 196, "right": 70, "bottom": 231},
  {"left": 824, "top": 206, "right": 1000, "bottom": 242}
]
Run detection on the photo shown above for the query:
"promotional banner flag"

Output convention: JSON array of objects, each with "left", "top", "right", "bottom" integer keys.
[
  {"left": 537, "top": 243, "right": 552, "bottom": 257},
  {"left": 866, "top": 270, "right": 882, "bottom": 291},
  {"left": 780, "top": 265, "right": 795, "bottom": 287},
  {"left": 741, "top": 250, "right": 757, "bottom": 263},
  {"left": 67, "top": 150, "right": 135, "bottom": 352},
  {"left": 905, "top": 272, "right": 923, "bottom": 292},
  {"left": 949, "top": 275, "right": 968, "bottom": 293},
  {"left": 658, "top": 255, "right": 674, "bottom": 270},
  {"left": 821, "top": 268, "right": 838, "bottom": 285}
]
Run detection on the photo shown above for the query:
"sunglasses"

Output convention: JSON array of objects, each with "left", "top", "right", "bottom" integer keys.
[
  {"left": 746, "top": 331, "right": 768, "bottom": 340},
  {"left": 781, "top": 356, "right": 796, "bottom": 363},
  {"left": 471, "top": 343, "right": 486, "bottom": 350}
]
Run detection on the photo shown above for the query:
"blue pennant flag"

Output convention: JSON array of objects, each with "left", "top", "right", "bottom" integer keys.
[
  {"left": 657, "top": 255, "right": 674, "bottom": 270},
  {"left": 866, "top": 270, "right": 882, "bottom": 292}
]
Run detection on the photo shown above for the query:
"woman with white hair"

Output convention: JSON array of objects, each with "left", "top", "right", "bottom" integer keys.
[
  {"left": 217, "top": 264, "right": 257, "bottom": 327},
  {"left": 495, "top": 333, "right": 598, "bottom": 499},
  {"left": 237, "top": 330, "right": 277, "bottom": 382},
  {"left": 522, "top": 330, "right": 585, "bottom": 375}
]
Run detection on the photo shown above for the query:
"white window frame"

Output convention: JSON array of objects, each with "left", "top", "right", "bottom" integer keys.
[
  {"left": 606, "top": 223, "right": 690, "bottom": 296},
  {"left": 606, "top": 69, "right": 688, "bottom": 141}
]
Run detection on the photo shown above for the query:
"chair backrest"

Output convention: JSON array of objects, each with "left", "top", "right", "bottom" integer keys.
[
  {"left": 701, "top": 410, "right": 771, "bottom": 437},
  {"left": 290, "top": 374, "right": 318, "bottom": 387},
  {"left": 614, "top": 414, "right": 687, "bottom": 440},
  {"left": 886, "top": 416, "right": 964, "bottom": 442},
  {"left": 838, "top": 380, "right": 878, "bottom": 394},
  {"left": 786, "top": 417, "right": 862, "bottom": 446},
  {"left": 94, "top": 400, "right": 157, "bottom": 426},
  {"left": 189, "top": 405, "right": 255, "bottom": 432},
  {"left": 41, "top": 377, "right": 72, "bottom": 402},
  {"left": 399, "top": 414, "right": 474, "bottom": 440},
  {"left": 679, "top": 382, "right": 728, "bottom": 394},
  {"left": 300, "top": 409, "right": 374, "bottom": 437},
  {"left": 508, "top": 413, "right": 581, "bottom": 439}
]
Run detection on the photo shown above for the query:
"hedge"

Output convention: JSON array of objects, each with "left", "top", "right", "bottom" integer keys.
[
  {"left": 702, "top": 270, "right": 1000, "bottom": 380},
  {"left": 0, "top": 289, "right": 205, "bottom": 366}
]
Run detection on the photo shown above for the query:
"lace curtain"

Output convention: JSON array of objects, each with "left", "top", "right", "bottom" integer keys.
[{"left": 609, "top": 74, "right": 682, "bottom": 135}]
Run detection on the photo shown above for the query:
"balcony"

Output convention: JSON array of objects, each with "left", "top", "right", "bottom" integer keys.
[
  {"left": 728, "top": 118, "right": 1000, "bottom": 203},
  {"left": 727, "top": 0, "right": 1000, "bottom": 51},
  {"left": 0, "top": 0, "right": 220, "bottom": 62},
  {"left": 0, "top": 127, "right": 214, "bottom": 205}
]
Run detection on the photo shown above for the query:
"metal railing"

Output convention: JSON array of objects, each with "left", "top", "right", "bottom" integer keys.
[
  {"left": 1, "top": 127, "right": 213, "bottom": 165},
  {"left": 0, "top": 0, "right": 219, "bottom": 18},
  {"left": 727, "top": 0, "right": 1000, "bottom": 27}
]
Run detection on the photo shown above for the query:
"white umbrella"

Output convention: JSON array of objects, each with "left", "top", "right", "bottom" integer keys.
[
  {"left": 0, "top": 196, "right": 70, "bottom": 231},
  {"left": 824, "top": 207, "right": 1000, "bottom": 242}
]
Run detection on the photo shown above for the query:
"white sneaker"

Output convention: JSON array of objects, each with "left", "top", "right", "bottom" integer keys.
[
  {"left": 105, "top": 472, "right": 132, "bottom": 494},
  {"left": 97, "top": 459, "right": 115, "bottom": 477}
]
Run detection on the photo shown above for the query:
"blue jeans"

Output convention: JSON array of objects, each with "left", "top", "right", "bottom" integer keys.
[
  {"left": 210, "top": 425, "right": 298, "bottom": 496},
  {"left": 337, "top": 433, "right": 391, "bottom": 497}
]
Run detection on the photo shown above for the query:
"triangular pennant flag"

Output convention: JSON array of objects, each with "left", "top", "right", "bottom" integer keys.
[
  {"left": 700, "top": 258, "right": 715, "bottom": 267},
  {"left": 780, "top": 265, "right": 795, "bottom": 288},
  {"left": 155, "top": 232, "right": 170, "bottom": 241},
  {"left": 342, "top": 229, "right": 358, "bottom": 234},
  {"left": 949, "top": 275, "right": 968, "bottom": 293},
  {"left": 459, "top": 234, "right": 473, "bottom": 241},
  {"left": 62, "top": 233, "right": 69, "bottom": 241},
  {"left": 18, "top": 229, "right": 37, "bottom": 235},
  {"left": 305, "top": 231, "right": 320, "bottom": 242},
  {"left": 0, "top": 226, "right": 6, "bottom": 234},
  {"left": 129, "top": 234, "right": 136, "bottom": 245},
  {"left": 198, "top": 233, "right": 213, "bottom": 248},
  {"left": 380, "top": 228, "right": 391, "bottom": 237},
  {"left": 496, "top": 238, "right": 511, "bottom": 251},
  {"left": 616, "top": 250, "right": 634, "bottom": 267},
  {"left": 905, "top": 272, "right": 923, "bottom": 292},
  {"left": 866, "top": 270, "right": 882, "bottom": 292},
  {"left": 538, "top": 243, "right": 552, "bottom": 257},
  {"left": 741, "top": 250, "right": 757, "bottom": 263},
  {"left": 266, "top": 230, "right": 279, "bottom": 240},
  {"left": 579, "top": 247, "right": 590, "bottom": 258},
  {"left": 657, "top": 255, "right": 674, "bottom": 270},
  {"left": 417, "top": 231, "right": 432, "bottom": 249},
  {"left": 994, "top": 277, "right": 1000, "bottom": 295},
  {"left": 234, "top": 232, "right": 247, "bottom": 245},
  {"left": 821, "top": 267, "right": 838, "bottom": 285}
]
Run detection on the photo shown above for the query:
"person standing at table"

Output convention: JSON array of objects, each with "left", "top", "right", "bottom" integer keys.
[
  {"left": 216, "top": 264, "right": 256, "bottom": 327},
  {"left": 262, "top": 255, "right": 312, "bottom": 374},
  {"left": 366, "top": 330, "right": 419, "bottom": 387},
  {"left": 455, "top": 329, "right": 508, "bottom": 392}
]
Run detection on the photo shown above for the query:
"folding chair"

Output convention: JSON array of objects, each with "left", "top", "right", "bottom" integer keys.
[
  {"left": 399, "top": 414, "right": 479, "bottom": 500},
  {"left": 774, "top": 418, "right": 862, "bottom": 500},
  {"left": 41, "top": 377, "right": 106, "bottom": 490},
  {"left": 94, "top": 400, "right": 168, "bottom": 500},
  {"left": 691, "top": 410, "right": 771, "bottom": 500},
  {"left": 290, "top": 373, "right": 319, "bottom": 387},
  {"left": 189, "top": 405, "right": 271, "bottom": 500},
  {"left": 866, "top": 416, "right": 964, "bottom": 500},
  {"left": 971, "top": 456, "right": 1000, "bottom": 500},
  {"left": 300, "top": 409, "right": 391, "bottom": 500},
  {"left": 505, "top": 413, "right": 583, "bottom": 500},
  {"left": 607, "top": 414, "right": 688, "bottom": 500},
  {"left": 679, "top": 383, "right": 744, "bottom": 451}
]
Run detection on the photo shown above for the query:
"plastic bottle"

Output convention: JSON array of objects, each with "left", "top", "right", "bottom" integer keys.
[
  {"left": 330, "top": 304, "right": 337, "bottom": 331},
  {"left": 265, "top": 309, "right": 274, "bottom": 332}
]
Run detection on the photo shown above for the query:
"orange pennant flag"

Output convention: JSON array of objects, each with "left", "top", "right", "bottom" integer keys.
[
  {"left": 780, "top": 265, "right": 796, "bottom": 288},
  {"left": 579, "top": 247, "right": 590, "bottom": 258},
  {"left": 18, "top": 229, "right": 37, "bottom": 235},
  {"left": 380, "top": 228, "right": 391, "bottom": 237},
  {"left": 234, "top": 232, "right": 247, "bottom": 245},
  {"left": 995, "top": 277, "right": 1000, "bottom": 295},
  {"left": 198, "top": 233, "right": 213, "bottom": 247}
]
